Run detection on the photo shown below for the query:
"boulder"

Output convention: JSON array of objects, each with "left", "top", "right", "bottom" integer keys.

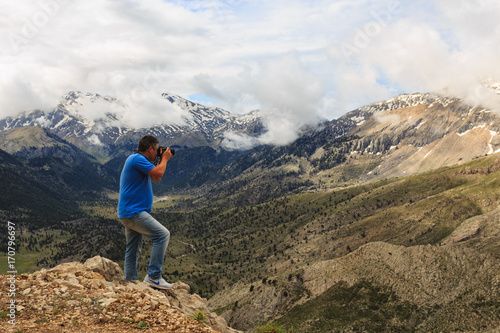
[
  {"left": 84, "top": 256, "right": 125, "bottom": 281},
  {"left": 48, "top": 255, "right": 125, "bottom": 282}
]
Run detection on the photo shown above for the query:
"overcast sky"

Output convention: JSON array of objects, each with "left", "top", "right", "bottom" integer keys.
[{"left": 2, "top": 0, "right": 500, "bottom": 147}]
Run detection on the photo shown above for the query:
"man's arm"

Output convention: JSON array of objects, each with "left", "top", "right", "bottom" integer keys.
[{"left": 148, "top": 148, "right": 173, "bottom": 182}]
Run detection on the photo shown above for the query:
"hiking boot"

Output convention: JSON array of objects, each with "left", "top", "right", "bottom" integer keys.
[{"left": 143, "top": 274, "right": 173, "bottom": 289}]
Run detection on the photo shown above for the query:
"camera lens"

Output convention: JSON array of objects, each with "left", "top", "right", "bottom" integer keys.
[{"left": 157, "top": 147, "right": 175, "bottom": 156}]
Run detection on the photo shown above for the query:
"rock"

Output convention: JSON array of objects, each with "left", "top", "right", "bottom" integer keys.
[
  {"left": 84, "top": 256, "right": 125, "bottom": 281},
  {"left": 60, "top": 280, "right": 83, "bottom": 290},
  {"left": 65, "top": 273, "right": 80, "bottom": 285},
  {"left": 98, "top": 297, "right": 118, "bottom": 307},
  {"left": 173, "top": 281, "right": 191, "bottom": 293},
  {"left": 176, "top": 292, "right": 208, "bottom": 313},
  {"left": 207, "top": 312, "right": 240, "bottom": 333},
  {"left": 134, "top": 313, "right": 148, "bottom": 322},
  {"left": 48, "top": 262, "right": 86, "bottom": 275}
]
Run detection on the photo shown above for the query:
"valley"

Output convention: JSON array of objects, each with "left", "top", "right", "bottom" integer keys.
[
  {"left": 2, "top": 153, "right": 500, "bottom": 332},
  {"left": 1, "top": 90, "right": 500, "bottom": 332}
]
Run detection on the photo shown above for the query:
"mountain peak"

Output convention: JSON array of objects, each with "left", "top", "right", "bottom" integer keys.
[{"left": 62, "top": 91, "right": 118, "bottom": 103}]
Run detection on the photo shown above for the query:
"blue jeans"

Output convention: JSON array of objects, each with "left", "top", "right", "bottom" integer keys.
[{"left": 119, "top": 211, "right": 170, "bottom": 281}]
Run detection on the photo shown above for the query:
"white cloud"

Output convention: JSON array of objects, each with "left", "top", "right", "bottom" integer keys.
[
  {"left": 328, "top": 0, "right": 500, "bottom": 111},
  {"left": 1, "top": 0, "right": 500, "bottom": 147},
  {"left": 219, "top": 52, "right": 326, "bottom": 149},
  {"left": 221, "top": 131, "right": 259, "bottom": 151}
]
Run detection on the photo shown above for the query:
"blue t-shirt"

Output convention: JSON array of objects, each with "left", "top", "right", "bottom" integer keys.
[{"left": 118, "top": 153, "right": 155, "bottom": 218}]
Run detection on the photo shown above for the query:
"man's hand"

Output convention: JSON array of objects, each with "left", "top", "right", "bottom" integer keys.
[
  {"left": 149, "top": 148, "right": 172, "bottom": 182},
  {"left": 160, "top": 147, "right": 173, "bottom": 161}
]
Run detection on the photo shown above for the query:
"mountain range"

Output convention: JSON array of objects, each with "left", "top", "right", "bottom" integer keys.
[
  {"left": 3, "top": 89, "right": 500, "bottom": 199},
  {"left": 0, "top": 91, "right": 264, "bottom": 160},
  {"left": 1, "top": 89, "right": 500, "bottom": 332}
]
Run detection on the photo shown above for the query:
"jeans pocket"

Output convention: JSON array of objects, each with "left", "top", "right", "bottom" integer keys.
[{"left": 119, "top": 218, "right": 134, "bottom": 229}]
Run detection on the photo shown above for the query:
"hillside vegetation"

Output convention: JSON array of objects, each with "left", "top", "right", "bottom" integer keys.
[
  {"left": 201, "top": 154, "right": 500, "bottom": 332},
  {"left": 5, "top": 153, "right": 498, "bottom": 331}
]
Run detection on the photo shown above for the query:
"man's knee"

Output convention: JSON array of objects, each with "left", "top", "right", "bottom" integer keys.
[
  {"left": 157, "top": 226, "right": 170, "bottom": 243},
  {"left": 163, "top": 227, "right": 170, "bottom": 242}
]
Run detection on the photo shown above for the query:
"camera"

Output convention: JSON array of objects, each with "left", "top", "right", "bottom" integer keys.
[{"left": 157, "top": 146, "right": 175, "bottom": 156}]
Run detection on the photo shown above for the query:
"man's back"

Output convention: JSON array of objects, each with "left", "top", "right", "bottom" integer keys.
[{"left": 118, "top": 153, "right": 155, "bottom": 218}]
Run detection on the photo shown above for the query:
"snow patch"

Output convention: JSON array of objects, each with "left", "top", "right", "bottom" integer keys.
[
  {"left": 457, "top": 124, "right": 487, "bottom": 137},
  {"left": 350, "top": 115, "right": 366, "bottom": 126},
  {"left": 488, "top": 130, "right": 497, "bottom": 155},
  {"left": 415, "top": 120, "right": 426, "bottom": 130},
  {"left": 53, "top": 114, "right": 72, "bottom": 129},
  {"left": 423, "top": 149, "right": 433, "bottom": 159}
]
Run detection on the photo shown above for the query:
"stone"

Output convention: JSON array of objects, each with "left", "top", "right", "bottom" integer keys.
[
  {"left": 1, "top": 257, "right": 241, "bottom": 333},
  {"left": 134, "top": 313, "right": 148, "bottom": 322},
  {"left": 48, "top": 262, "right": 86, "bottom": 274},
  {"left": 65, "top": 273, "right": 80, "bottom": 285},
  {"left": 60, "top": 281, "right": 83, "bottom": 290},
  {"left": 84, "top": 256, "right": 125, "bottom": 281},
  {"left": 173, "top": 281, "right": 190, "bottom": 293},
  {"left": 98, "top": 298, "right": 118, "bottom": 307}
]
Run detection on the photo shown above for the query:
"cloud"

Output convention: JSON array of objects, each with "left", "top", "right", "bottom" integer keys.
[
  {"left": 219, "top": 52, "right": 326, "bottom": 149},
  {"left": 327, "top": 0, "right": 500, "bottom": 111},
  {"left": 0, "top": 0, "right": 210, "bottom": 125},
  {"left": 1, "top": 0, "right": 500, "bottom": 148}
]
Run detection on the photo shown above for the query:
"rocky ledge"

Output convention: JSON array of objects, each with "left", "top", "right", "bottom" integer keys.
[{"left": 0, "top": 256, "right": 240, "bottom": 333}]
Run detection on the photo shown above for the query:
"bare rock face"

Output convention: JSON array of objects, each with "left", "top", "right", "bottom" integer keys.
[{"left": 442, "top": 205, "right": 500, "bottom": 245}]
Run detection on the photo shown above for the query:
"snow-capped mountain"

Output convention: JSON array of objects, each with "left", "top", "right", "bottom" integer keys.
[
  {"left": 328, "top": 91, "right": 500, "bottom": 181},
  {"left": 0, "top": 91, "right": 264, "bottom": 157},
  {"left": 3, "top": 88, "right": 500, "bottom": 187},
  {"left": 339, "top": 93, "right": 460, "bottom": 127}
]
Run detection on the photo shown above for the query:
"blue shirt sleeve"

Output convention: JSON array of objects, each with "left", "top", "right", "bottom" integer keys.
[{"left": 133, "top": 154, "right": 155, "bottom": 175}]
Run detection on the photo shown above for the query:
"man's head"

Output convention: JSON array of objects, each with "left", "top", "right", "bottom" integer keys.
[{"left": 138, "top": 135, "right": 159, "bottom": 153}]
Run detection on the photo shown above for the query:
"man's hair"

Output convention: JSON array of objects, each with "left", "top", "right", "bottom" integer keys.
[{"left": 138, "top": 135, "right": 159, "bottom": 152}]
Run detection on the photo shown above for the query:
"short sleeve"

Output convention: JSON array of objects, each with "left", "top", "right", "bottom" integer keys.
[{"left": 132, "top": 154, "right": 155, "bottom": 174}]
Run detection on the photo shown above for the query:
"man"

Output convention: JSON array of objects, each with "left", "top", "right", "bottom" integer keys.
[{"left": 118, "top": 135, "right": 174, "bottom": 289}]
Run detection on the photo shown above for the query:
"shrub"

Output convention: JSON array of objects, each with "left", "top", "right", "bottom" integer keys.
[
  {"left": 256, "top": 323, "right": 286, "bottom": 333},
  {"left": 190, "top": 311, "right": 208, "bottom": 325}
]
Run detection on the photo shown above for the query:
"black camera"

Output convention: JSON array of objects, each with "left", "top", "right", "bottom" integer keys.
[{"left": 157, "top": 146, "right": 175, "bottom": 156}]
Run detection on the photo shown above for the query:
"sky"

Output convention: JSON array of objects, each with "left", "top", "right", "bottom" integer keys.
[{"left": 2, "top": 0, "right": 500, "bottom": 148}]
